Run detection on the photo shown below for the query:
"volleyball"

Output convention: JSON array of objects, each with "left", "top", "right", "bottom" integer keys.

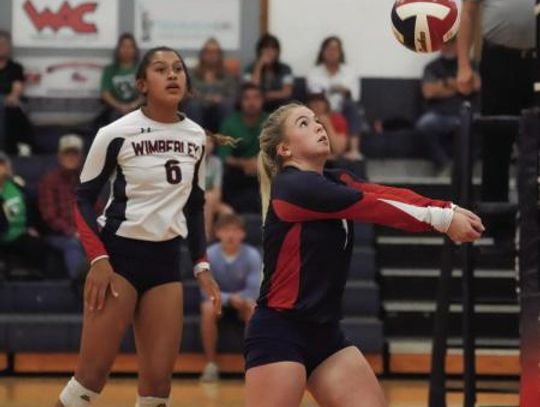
[{"left": 391, "top": 0, "right": 459, "bottom": 53}]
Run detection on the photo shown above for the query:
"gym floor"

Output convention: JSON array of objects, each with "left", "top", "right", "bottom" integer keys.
[{"left": 0, "top": 377, "right": 519, "bottom": 407}]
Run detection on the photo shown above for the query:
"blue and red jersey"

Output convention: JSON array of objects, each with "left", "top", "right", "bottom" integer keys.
[{"left": 257, "top": 166, "right": 453, "bottom": 322}]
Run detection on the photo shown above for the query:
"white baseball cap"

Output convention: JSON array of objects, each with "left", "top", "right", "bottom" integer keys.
[{"left": 58, "top": 134, "right": 83, "bottom": 153}]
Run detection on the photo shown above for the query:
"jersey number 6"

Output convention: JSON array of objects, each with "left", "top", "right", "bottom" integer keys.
[{"left": 165, "top": 159, "right": 182, "bottom": 184}]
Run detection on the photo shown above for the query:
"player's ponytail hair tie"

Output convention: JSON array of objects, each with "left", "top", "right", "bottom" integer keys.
[{"left": 258, "top": 102, "right": 304, "bottom": 220}]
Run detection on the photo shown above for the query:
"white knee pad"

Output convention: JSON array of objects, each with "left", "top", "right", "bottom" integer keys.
[
  {"left": 59, "top": 377, "right": 100, "bottom": 407},
  {"left": 135, "top": 396, "right": 170, "bottom": 407}
]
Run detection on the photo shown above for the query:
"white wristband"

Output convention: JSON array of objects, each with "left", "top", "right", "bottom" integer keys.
[
  {"left": 193, "top": 261, "right": 210, "bottom": 277},
  {"left": 428, "top": 206, "right": 456, "bottom": 233},
  {"left": 90, "top": 255, "right": 109, "bottom": 266}
]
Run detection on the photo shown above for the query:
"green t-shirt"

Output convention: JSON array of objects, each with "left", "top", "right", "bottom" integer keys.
[
  {"left": 100, "top": 64, "right": 138, "bottom": 103},
  {"left": 218, "top": 112, "right": 268, "bottom": 159},
  {"left": 1, "top": 179, "right": 26, "bottom": 243}
]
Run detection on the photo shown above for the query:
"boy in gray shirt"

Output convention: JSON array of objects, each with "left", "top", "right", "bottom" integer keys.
[{"left": 200, "top": 214, "right": 262, "bottom": 381}]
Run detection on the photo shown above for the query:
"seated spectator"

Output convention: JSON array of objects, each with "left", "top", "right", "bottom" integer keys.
[
  {"left": 416, "top": 39, "right": 480, "bottom": 174},
  {"left": 0, "top": 152, "right": 47, "bottom": 275},
  {"left": 243, "top": 33, "right": 293, "bottom": 112},
  {"left": 218, "top": 84, "right": 268, "bottom": 213},
  {"left": 307, "top": 36, "right": 363, "bottom": 159},
  {"left": 38, "top": 134, "right": 86, "bottom": 281},
  {"left": 97, "top": 33, "right": 141, "bottom": 126},
  {"left": 205, "top": 133, "right": 234, "bottom": 240},
  {"left": 200, "top": 214, "right": 262, "bottom": 382},
  {"left": 306, "top": 93, "right": 349, "bottom": 157},
  {"left": 184, "top": 38, "right": 237, "bottom": 132},
  {"left": 0, "top": 30, "right": 34, "bottom": 155}
]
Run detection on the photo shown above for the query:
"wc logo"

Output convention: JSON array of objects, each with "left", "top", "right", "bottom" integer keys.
[{"left": 23, "top": 0, "right": 98, "bottom": 33}]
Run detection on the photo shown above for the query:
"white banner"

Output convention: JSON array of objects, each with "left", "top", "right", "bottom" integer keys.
[
  {"left": 13, "top": 0, "right": 118, "bottom": 48},
  {"left": 134, "top": 0, "right": 241, "bottom": 50},
  {"left": 21, "top": 57, "right": 108, "bottom": 98}
]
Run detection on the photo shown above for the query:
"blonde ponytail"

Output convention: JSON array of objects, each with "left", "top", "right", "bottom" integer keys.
[
  {"left": 258, "top": 102, "right": 304, "bottom": 221},
  {"left": 205, "top": 130, "right": 237, "bottom": 147},
  {"left": 258, "top": 153, "right": 272, "bottom": 221}
]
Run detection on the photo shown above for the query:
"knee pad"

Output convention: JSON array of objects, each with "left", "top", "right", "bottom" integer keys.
[
  {"left": 59, "top": 377, "right": 100, "bottom": 407},
  {"left": 135, "top": 396, "right": 170, "bottom": 407}
]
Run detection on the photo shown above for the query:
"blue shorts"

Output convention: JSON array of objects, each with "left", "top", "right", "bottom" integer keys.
[
  {"left": 100, "top": 230, "right": 182, "bottom": 295},
  {"left": 244, "top": 307, "right": 353, "bottom": 377}
]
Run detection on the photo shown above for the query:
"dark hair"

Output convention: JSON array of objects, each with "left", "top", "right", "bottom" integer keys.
[
  {"left": 256, "top": 33, "right": 281, "bottom": 57},
  {"left": 235, "top": 82, "right": 263, "bottom": 110},
  {"left": 240, "top": 82, "right": 262, "bottom": 96},
  {"left": 255, "top": 33, "right": 281, "bottom": 72},
  {"left": 113, "top": 32, "right": 139, "bottom": 67},
  {"left": 215, "top": 214, "right": 246, "bottom": 231},
  {"left": 0, "top": 30, "right": 12, "bottom": 57},
  {"left": 306, "top": 93, "right": 330, "bottom": 110},
  {"left": 316, "top": 36, "right": 345, "bottom": 65},
  {"left": 0, "top": 30, "right": 11, "bottom": 42},
  {"left": 136, "top": 46, "right": 192, "bottom": 95},
  {"left": 195, "top": 37, "right": 225, "bottom": 80}
]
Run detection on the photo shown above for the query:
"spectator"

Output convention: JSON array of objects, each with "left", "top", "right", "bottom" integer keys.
[
  {"left": 0, "top": 152, "right": 47, "bottom": 275},
  {"left": 218, "top": 84, "right": 268, "bottom": 213},
  {"left": 307, "top": 36, "right": 363, "bottom": 159},
  {"left": 200, "top": 214, "right": 262, "bottom": 382},
  {"left": 0, "top": 30, "right": 34, "bottom": 155},
  {"left": 98, "top": 33, "right": 141, "bottom": 125},
  {"left": 184, "top": 38, "right": 237, "bottom": 132},
  {"left": 417, "top": 40, "right": 479, "bottom": 174},
  {"left": 38, "top": 134, "right": 86, "bottom": 280},
  {"left": 204, "top": 132, "right": 233, "bottom": 240},
  {"left": 306, "top": 93, "right": 349, "bottom": 158},
  {"left": 243, "top": 33, "right": 293, "bottom": 112},
  {"left": 457, "top": 0, "right": 534, "bottom": 203}
]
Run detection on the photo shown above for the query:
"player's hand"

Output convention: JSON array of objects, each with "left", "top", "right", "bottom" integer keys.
[
  {"left": 197, "top": 271, "right": 222, "bottom": 316},
  {"left": 446, "top": 209, "right": 484, "bottom": 243},
  {"left": 84, "top": 258, "right": 119, "bottom": 312},
  {"left": 457, "top": 64, "right": 475, "bottom": 95}
]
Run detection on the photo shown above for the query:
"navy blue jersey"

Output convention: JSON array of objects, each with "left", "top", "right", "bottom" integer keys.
[{"left": 257, "top": 166, "right": 453, "bottom": 322}]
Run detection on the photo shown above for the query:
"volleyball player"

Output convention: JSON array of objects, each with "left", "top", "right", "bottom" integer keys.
[
  {"left": 245, "top": 103, "right": 484, "bottom": 407},
  {"left": 54, "top": 47, "right": 222, "bottom": 407}
]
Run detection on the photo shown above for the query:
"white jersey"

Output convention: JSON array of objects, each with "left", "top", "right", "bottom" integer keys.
[{"left": 74, "top": 109, "right": 207, "bottom": 262}]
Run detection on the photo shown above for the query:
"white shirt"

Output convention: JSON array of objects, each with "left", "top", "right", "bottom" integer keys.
[
  {"left": 306, "top": 64, "right": 359, "bottom": 111},
  {"left": 79, "top": 109, "right": 206, "bottom": 242}
]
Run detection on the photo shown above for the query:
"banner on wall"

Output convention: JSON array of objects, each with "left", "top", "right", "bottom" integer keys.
[
  {"left": 21, "top": 57, "right": 108, "bottom": 98},
  {"left": 134, "top": 0, "right": 241, "bottom": 50},
  {"left": 13, "top": 0, "right": 118, "bottom": 48}
]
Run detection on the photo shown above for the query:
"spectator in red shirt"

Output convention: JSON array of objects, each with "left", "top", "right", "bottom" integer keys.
[{"left": 38, "top": 134, "right": 86, "bottom": 280}]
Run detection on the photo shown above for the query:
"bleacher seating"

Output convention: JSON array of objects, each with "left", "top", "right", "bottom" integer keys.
[
  {"left": 0, "top": 215, "right": 384, "bottom": 372},
  {"left": 367, "top": 159, "right": 520, "bottom": 374},
  {"left": 6, "top": 76, "right": 519, "bottom": 377},
  {"left": 360, "top": 78, "right": 426, "bottom": 159}
]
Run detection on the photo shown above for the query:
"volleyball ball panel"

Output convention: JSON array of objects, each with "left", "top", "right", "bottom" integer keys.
[{"left": 391, "top": 0, "right": 459, "bottom": 53}]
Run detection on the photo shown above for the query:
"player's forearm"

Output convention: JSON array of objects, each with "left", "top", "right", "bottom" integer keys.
[{"left": 340, "top": 173, "right": 450, "bottom": 208}]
